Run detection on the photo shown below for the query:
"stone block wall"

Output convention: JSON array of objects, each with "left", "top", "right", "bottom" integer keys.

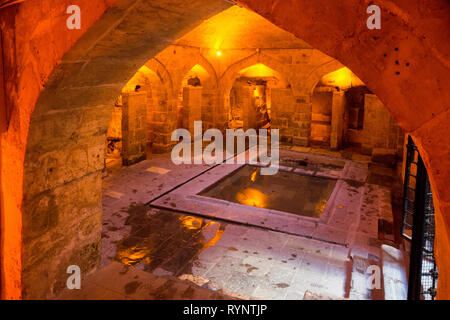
[
  {"left": 311, "top": 90, "right": 332, "bottom": 145},
  {"left": 271, "top": 89, "right": 310, "bottom": 146},
  {"left": 107, "top": 105, "right": 122, "bottom": 139},
  {"left": 182, "top": 87, "right": 203, "bottom": 136},
  {"left": 150, "top": 94, "right": 177, "bottom": 154},
  {"left": 362, "top": 94, "right": 405, "bottom": 163},
  {"left": 22, "top": 102, "right": 111, "bottom": 299},
  {"left": 146, "top": 86, "right": 163, "bottom": 145},
  {"left": 330, "top": 91, "right": 346, "bottom": 150},
  {"left": 294, "top": 95, "right": 312, "bottom": 146},
  {"left": 202, "top": 89, "right": 219, "bottom": 131},
  {"left": 121, "top": 92, "right": 147, "bottom": 165},
  {"left": 3, "top": 0, "right": 448, "bottom": 300},
  {"left": 240, "top": 86, "right": 257, "bottom": 131}
]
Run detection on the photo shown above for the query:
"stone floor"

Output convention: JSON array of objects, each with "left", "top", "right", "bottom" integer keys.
[
  {"left": 59, "top": 146, "right": 409, "bottom": 300},
  {"left": 58, "top": 261, "right": 236, "bottom": 300}
]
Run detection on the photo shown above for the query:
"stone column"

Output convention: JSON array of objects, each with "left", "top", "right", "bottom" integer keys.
[
  {"left": 240, "top": 86, "right": 257, "bottom": 131},
  {"left": 182, "top": 86, "right": 202, "bottom": 136},
  {"left": 202, "top": 89, "right": 219, "bottom": 131},
  {"left": 271, "top": 89, "right": 302, "bottom": 144},
  {"left": 362, "top": 94, "right": 403, "bottom": 165},
  {"left": 330, "top": 90, "right": 346, "bottom": 150},
  {"left": 121, "top": 91, "right": 147, "bottom": 165},
  {"left": 295, "top": 95, "right": 312, "bottom": 146},
  {"left": 151, "top": 95, "right": 176, "bottom": 154}
]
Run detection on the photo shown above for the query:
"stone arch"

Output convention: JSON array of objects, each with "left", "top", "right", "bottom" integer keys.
[
  {"left": 176, "top": 63, "right": 213, "bottom": 130},
  {"left": 219, "top": 52, "right": 295, "bottom": 129},
  {"left": 234, "top": 0, "right": 450, "bottom": 299},
  {"left": 177, "top": 61, "right": 217, "bottom": 93},
  {"left": 304, "top": 59, "right": 345, "bottom": 96},
  {"left": 18, "top": 0, "right": 233, "bottom": 299},
  {"left": 0, "top": 0, "right": 449, "bottom": 300},
  {"left": 178, "top": 54, "right": 219, "bottom": 92},
  {"left": 198, "top": 55, "right": 219, "bottom": 89},
  {"left": 129, "top": 65, "right": 169, "bottom": 149},
  {"left": 145, "top": 58, "right": 175, "bottom": 101},
  {"left": 143, "top": 58, "right": 181, "bottom": 153},
  {"left": 105, "top": 65, "right": 167, "bottom": 162},
  {"left": 220, "top": 52, "right": 295, "bottom": 97}
]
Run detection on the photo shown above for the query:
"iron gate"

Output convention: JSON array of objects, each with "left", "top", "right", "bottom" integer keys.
[{"left": 402, "top": 136, "right": 438, "bottom": 300}]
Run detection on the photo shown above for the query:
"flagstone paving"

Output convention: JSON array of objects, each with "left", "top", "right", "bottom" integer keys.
[{"left": 59, "top": 147, "right": 408, "bottom": 300}]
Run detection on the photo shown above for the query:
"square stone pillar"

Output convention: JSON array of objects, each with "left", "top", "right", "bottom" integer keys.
[
  {"left": 330, "top": 90, "right": 346, "bottom": 150},
  {"left": 151, "top": 96, "right": 177, "bottom": 154},
  {"left": 295, "top": 96, "right": 312, "bottom": 146},
  {"left": 271, "top": 89, "right": 306, "bottom": 145},
  {"left": 182, "top": 86, "right": 202, "bottom": 136},
  {"left": 121, "top": 92, "right": 147, "bottom": 165},
  {"left": 362, "top": 94, "right": 404, "bottom": 165},
  {"left": 240, "top": 86, "right": 257, "bottom": 131},
  {"left": 202, "top": 89, "right": 219, "bottom": 131}
]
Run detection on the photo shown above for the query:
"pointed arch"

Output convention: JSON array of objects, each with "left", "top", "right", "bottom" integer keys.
[
  {"left": 304, "top": 59, "right": 344, "bottom": 95},
  {"left": 219, "top": 52, "right": 294, "bottom": 97}
]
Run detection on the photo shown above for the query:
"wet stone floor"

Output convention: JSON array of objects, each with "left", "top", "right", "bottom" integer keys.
[
  {"left": 66, "top": 148, "right": 409, "bottom": 300},
  {"left": 109, "top": 206, "right": 350, "bottom": 300}
]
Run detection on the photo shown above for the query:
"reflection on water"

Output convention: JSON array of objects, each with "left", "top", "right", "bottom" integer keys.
[
  {"left": 115, "top": 205, "right": 225, "bottom": 275},
  {"left": 179, "top": 215, "right": 203, "bottom": 230},
  {"left": 200, "top": 165, "right": 336, "bottom": 218},
  {"left": 236, "top": 188, "right": 267, "bottom": 208}
]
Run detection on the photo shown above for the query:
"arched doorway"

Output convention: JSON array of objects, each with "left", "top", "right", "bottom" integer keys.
[
  {"left": 177, "top": 64, "right": 216, "bottom": 133},
  {"left": 104, "top": 66, "right": 167, "bottom": 171},
  {"left": 228, "top": 63, "right": 289, "bottom": 132}
]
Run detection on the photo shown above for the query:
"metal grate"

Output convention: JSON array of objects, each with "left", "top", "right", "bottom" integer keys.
[
  {"left": 402, "top": 136, "right": 438, "bottom": 300},
  {"left": 401, "top": 137, "right": 418, "bottom": 240},
  {"left": 420, "top": 176, "right": 438, "bottom": 300}
]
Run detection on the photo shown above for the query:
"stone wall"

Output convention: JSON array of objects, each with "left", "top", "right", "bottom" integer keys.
[
  {"left": 112, "top": 36, "right": 350, "bottom": 154},
  {"left": 330, "top": 91, "right": 347, "bottom": 150},
  {"left": 344, "top": 86, "right": 371, "bottom": 146},
  {"left": 6, "top": 0, "right": 232, "bottom": 300},
  {"left": 202, "top": 90, "right": 218, "bottom": 130},
  {"left": 182, "top": 87, "right": 202, "bottom": 136},
  {"left": 2, "top": 0, "right": 449, "bottom": 300},
  {"left": 240, "top": 86, "right": 257, "bottom": 131},
  {"left": 271, "top": 89, "right": 297, "bottom": 143},
  {"left": 121, "top": 92, "right": 147, "bottom": 165},
  {"left": 311, "top": 89, "right": 333, "bottom": 145},
  {"left": 362, "top": 94, "right": 404, "bottom": 165}
]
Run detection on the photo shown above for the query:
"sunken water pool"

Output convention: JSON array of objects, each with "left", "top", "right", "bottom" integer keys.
[{"left": 199, "top": 165, "right": 337, "bottom": 218}]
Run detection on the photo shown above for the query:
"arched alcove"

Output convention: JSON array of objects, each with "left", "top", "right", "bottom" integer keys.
[
  {"left": 227, "top": 63, "right": 291, "bottom": 135},
  {"left": 105, "top": 65, "right": 168, "bottom": 170},
  {"left": 176, "top": 63, "right": 217, "bottom": 134},
  {"left": 219, "top": 54, "right": 294, "bottom": 132}
]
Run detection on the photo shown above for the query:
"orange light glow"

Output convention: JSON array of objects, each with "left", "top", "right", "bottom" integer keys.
[
  {"left": 200, "top": 222, "right": 225, "bottom": 250},
  {"left": 179, "top": 216, "right": 204, "bottom": 230},
  {"left": 116, "top": 246, "right": 152, "bottom": 266},
  {"left": 236, "top": 188, "right": 267, "bottom": 208},
  {"left": 250, "top": 170, "right": 257, "bottom": 182},
  {"left": 239, "top": 63, "right": 279, "bottom": 78},
  {"left": 216, "top": 51, "right": 222, "bottom": 56},
  {"left": 314, "top": 199, "right": 327, "bottom": 215},
  {"left": 320, "top": 67, "right": 364, "bottom": 89}
]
